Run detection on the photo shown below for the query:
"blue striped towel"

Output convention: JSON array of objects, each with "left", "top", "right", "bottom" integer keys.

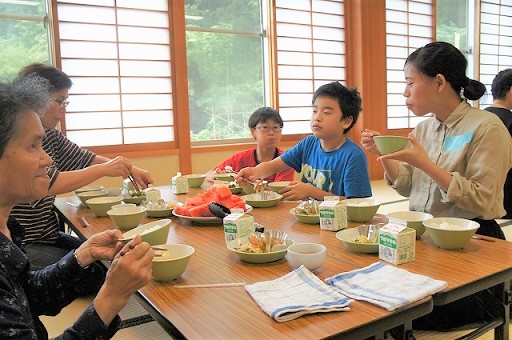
[
  {"left": 325, "top": 262, "right": 447, "bottom": 311},
  {"left": 245, "top": 266, "right": 352, "bottom": 322}
]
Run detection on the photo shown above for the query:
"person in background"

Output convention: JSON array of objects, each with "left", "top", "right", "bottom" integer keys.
[
  {"left": 361, "top": 42, "right": 512, "bottom": 240},
  {"left": 485, "top": 68, "right": 512, "bottom": 219},
  {"left": 11, "top": 63, "right": 154, "bottom": 272},
  {"left": 0, "top": 75, "right": 153, "bottom": 339},
  {"left": 206, "top": 107, "right": 294, "bottom": 183},
  {"left": 237, "top": 82, "right": 372, "bottom": 201},
  {"left": 361, "top": 41, "right": 512, "bottom": 332}
]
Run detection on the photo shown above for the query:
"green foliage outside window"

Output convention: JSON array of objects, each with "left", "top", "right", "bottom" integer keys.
[
  {"left": 185, "top": 0, "right": 265, "bottom": 142},
  {"left": 0, "top": 1, "right": 49, "bottom": 81}
]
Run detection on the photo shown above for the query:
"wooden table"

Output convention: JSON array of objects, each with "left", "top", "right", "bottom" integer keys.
[{"left": 55, "top": 186, "right": 512, "bottom": 339}]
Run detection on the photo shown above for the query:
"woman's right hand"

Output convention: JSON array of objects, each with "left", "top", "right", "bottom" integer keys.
[
  {"left": 361, "top": 129, "right": 382, "bottom": 155},
  {"left": 93, "top": 236, "right": 153, "bottom": 325}
]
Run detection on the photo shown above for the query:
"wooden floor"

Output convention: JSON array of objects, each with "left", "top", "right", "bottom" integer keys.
[{"left": 41, "top": 180, "right": 512, "bottom": 339}]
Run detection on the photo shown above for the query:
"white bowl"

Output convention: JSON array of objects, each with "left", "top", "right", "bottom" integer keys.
[
  {"left": 423, "top": 217, "right": 479, "bottom": 250},
  {"left": 286, "top": 243, "right": 326, "bottom": 271},
  {"left": 105, "top": 187, "right": 123, "bottom": 196}
]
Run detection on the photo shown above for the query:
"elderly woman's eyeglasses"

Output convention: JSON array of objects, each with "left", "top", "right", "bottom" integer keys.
[
  {"left": 256, "top": 125, "right": 283, "bottom": 133},
  {"left": 52, "top": 98, "right": 70, "bottom": 107}
]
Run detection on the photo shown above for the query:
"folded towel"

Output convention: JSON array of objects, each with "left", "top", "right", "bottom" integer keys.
[
  {"left": 245, "top": 266, "right": 352, "bottom": 322},
  {"left": 325, "top": 262, "right": 447, "bottom": 311}
]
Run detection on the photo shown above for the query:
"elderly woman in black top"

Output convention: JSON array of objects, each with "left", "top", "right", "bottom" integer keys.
[{"left": 0, "top": 76, "right": 153, "bottom": 338}]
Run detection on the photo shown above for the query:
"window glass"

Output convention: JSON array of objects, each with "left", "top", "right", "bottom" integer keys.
[
  {"left": 185, "top": 0, "right": 261, "bottom": 31},
  {"left": 0, "top": 0, "right": 49, "bottom": 80},
  {"left": 185, "top": 0, "right": 264, "bottom": 142}
]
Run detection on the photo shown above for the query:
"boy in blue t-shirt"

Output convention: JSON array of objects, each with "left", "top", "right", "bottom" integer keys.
[{"left": 237, "top": 81, "right": 372, "bottom": 200}]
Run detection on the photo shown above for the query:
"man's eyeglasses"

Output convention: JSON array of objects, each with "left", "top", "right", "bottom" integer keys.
[
  {"left": 52, "top": 98, "right": 70, "bottom": 107},
  {"left": 256, "top": 125, "right": 283, "bottom": 132}
]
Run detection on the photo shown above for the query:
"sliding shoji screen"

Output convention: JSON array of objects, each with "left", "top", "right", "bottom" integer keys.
[
  {"left": 55, "top": 0, "right": 175, "bottom": 149},
  {"left": 385, "top": 0, "right": 433, "bottom": 129},
  {"left": 478, "top": 0, "right": 512, "bottom": 108},
  {"left": 274, "top": 0, "right": 345, "bottom": 135}
]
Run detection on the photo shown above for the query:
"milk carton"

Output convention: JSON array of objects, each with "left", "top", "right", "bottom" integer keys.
[
  {"left": 379, "top": 222, "right": 416, "bottom": 265},
  {"left": 319, "top": 196, "right": 348, "bottom": 231},
  {"left": 171, "top": 172, "right": 189, "bottom": 194},
  {"left": 144, "top": 185, "right": 161, "bottom": 203},
  {"left": 223, "top": 213, "right": 255, "bottom": 244}
]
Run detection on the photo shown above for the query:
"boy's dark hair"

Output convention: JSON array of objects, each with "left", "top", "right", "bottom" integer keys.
[
  {"left": 491, "top": 68, "right": 512, "bottom": 100},
  {"left": 248, "top": 107, "right": 283, "bottom": 129},
  {"left": 18, "top": 63, "right": 73, "bottom": 91},
  {"left": 312, "top": 81, "right": 362, "bottom": 134}
]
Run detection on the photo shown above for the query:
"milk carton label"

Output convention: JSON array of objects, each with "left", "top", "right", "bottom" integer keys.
[
  {"left": 319, "top": 199, "right": 347, "bottom": 231},
  {"left": 223, "top": 213, "right": 254, "bottom": 244},
  {"left": 379, "top": 223, "right": 415, "bottom": 265}
]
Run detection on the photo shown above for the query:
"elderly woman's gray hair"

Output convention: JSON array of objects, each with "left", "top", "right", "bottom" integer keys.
[{"left": 0, "top": 75, "right": 51, "bottom": 157}]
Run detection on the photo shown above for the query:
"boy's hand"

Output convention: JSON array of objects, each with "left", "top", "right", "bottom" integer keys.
[
  {"left": 279, "top": 181, "right": 310, "bottom": 200},
  {"left": 236, "top": 167, "right": 258, "bottom": 184},
  {"left": 361, "top": 129, "right": 382, "bottom": 155}
]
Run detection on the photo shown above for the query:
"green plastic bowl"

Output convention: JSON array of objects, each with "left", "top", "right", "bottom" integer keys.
[
  {"left": 77, "top": 190, "right": 108, "bottom": 207},
  {"left": 152, "top": 244, "right": 194, "bottom": 281},
  {"left": 86, "top": 196, "right": 123, "bottom": 217},
  {"left": 342, "top": 198, "right": 382, "bottom": 222},
  {"left": 186, "top": 174, "right": 206, "bottom": 188},
  {"left": 107, "top": 205, "right": 146, "bottom": 231},
  {"left": 387, "top": 211, "right": 434, "bottom": 238},
  {"left": 267, "top": 181, "right": 291, "bottom": 193},
  {"left": 423, "top": 217, "right": 479, "bottom": 250},
  {"left": 335, "top": 228, "right": 378, "bottom": 254},
  {"left": 373, "top": 136, "right": 410, "bottom": 155},
  {"left": 121, "top": 219, "right": 171, "bottom": 246}
]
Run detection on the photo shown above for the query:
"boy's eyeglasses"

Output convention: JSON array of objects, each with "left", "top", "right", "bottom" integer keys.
[
  {"left": 52, "top": 98, "right": 70, "bottom": 107},
  {"left": 256, "top": 125, "right": 283, "bottom": 132}
]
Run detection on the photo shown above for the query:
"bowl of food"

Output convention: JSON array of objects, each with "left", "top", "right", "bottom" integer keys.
[
  {"left": 105, "top": 187, "right": 123, "bottom": 196},
  {"left": 227, "top": 182, "right": 243, "bottom": 194},
  {"left": 342, "top": 198, "right": 382, "bottom": 222},
  {"left": 227, "top": 230, "right": 294, "bottom": 263},
  {"left": 423, "top": 217, "right": 479, "bottom": 250},
  {"left": 152, "top": 244, "right": 195, "bottom": 281},
  {"left": 335, "top": 227, "right": 379, "bottom": 253},
  {"left": 74, "top": 185, "right": 104, "bottom": 195},
  {"left": 267, "top": 181, "right": 291, "bottom": 193},
  {"left": 373, "top": 136, "right": 410, "bottom": 155},
  {"left": 120, "top": 219, "right": 171, "bottom": 246},
  {"left": 144, "top": 200, "right": 179, "bottom": 218},
  {"left": 86, "top": 196, "right": 124, "bottom": 217},
  {"left": 76, "top": 190, "right": 108, "bottom": 207},
  {"left": 387, "top": 211, "right": 434, "bottom": 238},
  {"left": 123, "top": 192, "right": 146, "bottom": 205},
  {"left": 215, "top": 174, "right": 235, "bottom": 182},
  {"left": 242, "top": 192, "right": 283, "bottom": 208},
  {"left": 186, "top": 174, "right": 206, "bottom": 188},
  {"left": 106, "top": 205, "right": 146, "bottom": 231},
  {"left": 290, "top": 199, "right": 320, "bottom": 224},
  {"left": 286, "top": 243, "right": 326, "bottom": 271}
]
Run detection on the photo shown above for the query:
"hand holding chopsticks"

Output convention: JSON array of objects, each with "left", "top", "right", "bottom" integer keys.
[{"left": 128, "top": 174, "right": 143, "bottom": 195}]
